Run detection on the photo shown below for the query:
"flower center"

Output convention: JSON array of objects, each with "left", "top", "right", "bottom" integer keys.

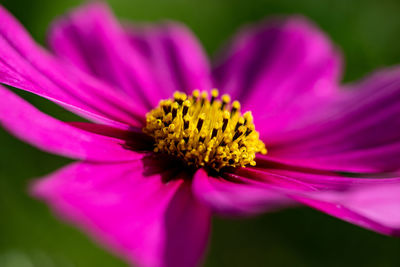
[{"left": 143, "top": 90, "right": 267, "bottom": 171}]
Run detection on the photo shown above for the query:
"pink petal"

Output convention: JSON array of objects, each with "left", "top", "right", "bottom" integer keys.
[
  {"left": 213, "top": 16, "right": 342, "bottom": 137},
  {"left": 48, "top": 2, "right": 212, "bottom": 104},
  {"left": 0, "top": 85, "right": 141, "bottom": 161},
  {"left": 292, "top": 184, "right": 400, "bottom": 236},
  {"left": 232, "top": 165, "right": 400, "bottom": 236},
  {"left": 242, "top": 162, "right": 400, "bottom": 191},
  {"left": 125, "top": 21, "right": 212, "bottom": 96},
  {"left": 0, "top": 5, "right": 145, "bottom": 127},
  {"left": 33, "top": 160, "right": 211, "bottom": 267},
  {"left": 48, "top": 3, "right": 160, "bottom": 109},
  {"left": 193, "top": 168, "right": 295, "bottom": 216},
  {"left": 268, "top": 67, "right": 400, "bottom": 173}
]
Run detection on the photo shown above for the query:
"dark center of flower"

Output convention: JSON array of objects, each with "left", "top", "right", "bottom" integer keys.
[{"left": 143, "top": 89, "right": 267, "bottom": 171}]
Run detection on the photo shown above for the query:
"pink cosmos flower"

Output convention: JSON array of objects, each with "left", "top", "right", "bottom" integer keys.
[{"left": 1, "top": 2, "right": 400, "bottom": 267}]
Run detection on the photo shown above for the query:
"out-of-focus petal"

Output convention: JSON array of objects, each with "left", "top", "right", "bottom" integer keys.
[
  {"left": 48, "top": 3, "right": 160, "bottom": 109},
  {"left": 0, "top": 5, "right": 145, "bottom": 127},
  {"left": 213, "top": 16, "right": 342, "bottom": 137},
  {"left": 268, "top": 67, "right": 400, "bottom": 173},
  {"left": 0, "top": 86, "right": 141, "bottom": 162},
  {"left": 193, "top": 168, "right": 295, "bottom": 216},
  {"left": 33, "top": 160, "right": 211, "bottom": 267},
  {"left": 294, "top": 184, "right": 400, "bottom": 236},
  {"left": 242, "top": 161, "right": 400, "bottom": 191},
  {"left": 48, "top": 2, "right": 212, "bottom": 104},
  {"left": 234, "top": 165, "right": 400, "bottom": 236},
  {"left": 125, "top": 21, "right": 212, "bottom": 97}
]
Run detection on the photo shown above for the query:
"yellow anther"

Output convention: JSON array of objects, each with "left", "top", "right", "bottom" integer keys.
[
  {"left": 143, "top": 90, "right": 267, "bottom": 171},
  {"left": 182, "top": 100, "right": 191, "bottom": 116},
  {"left": 210, "top": 89, "right": 219, "bottom": 104},
  {"left": 211, "top": 89, "right": 219, "bottom": 98},
  {"left": 221, "top": 94, "right": 231, "bottom": 103},
  {"left": 235, "top": 117, "right": 245, "bottom": 131},
  {"left": 220, "top": 94, "right": 231, "bottom": 110},
  {"left": 223, "top": 110, "right": 230, "bottom": 119},
  {"left": 181, "top": 93, "right": 187, "bottom": 101},
  {"left": 192, "top": 89, "right": 200, "bottom": 100},
  {"left": 197, "top": 113, "right": 206, "bottom": 132},
  {"left": 172, "top": 102, "right": 179, "bottom": 109},
  {"left": 231, "top": 100, "right": 241, "bottom": 115},
  {"left": 232, "top": 100, "right": 240, "bottom": 110},
  {"left": 243, "top": 111, "right": 253, "bottom": 124},
  {"left": 171, "top": 102, "right": 179, "bottom": 118},
  {"left": 173, "top": 92, "right": 183, "bottom": 103}
]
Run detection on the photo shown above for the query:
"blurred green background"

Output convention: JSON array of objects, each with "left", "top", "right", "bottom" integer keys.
[{"left": 1, "top": 0, "right": 400, "bottom": 266}]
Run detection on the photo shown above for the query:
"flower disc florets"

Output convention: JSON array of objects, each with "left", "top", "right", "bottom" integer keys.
[{"left": 143, "top": 89, "right": 267, "bottom": 171}]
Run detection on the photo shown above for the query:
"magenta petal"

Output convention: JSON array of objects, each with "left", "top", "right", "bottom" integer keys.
[
  {"left": 0, "top": 5, "right": 145, "bottom": 127},
  {"left": 125, "top": 21, "right": 212, "bottom": 95},
  {"left": 48, "top": 3, "right": 162, "bottom": 109},
  {"left": 293, "top": 183, "right": 400, "bottom": 236},
  {"left": 49, "top": 2, "right": 212, "bottom": 104},
  {"left": 243, "top": 162, "right": 400, "bottom": 191},
  {"left": 193, "top": 168, "right": 294, "bottom": 216},
  {"left": 235, "top": 166, "right": 400, "bottom": 236},
  {"left": 33, "top": 161, "right": 211, "bottom": 267},
  {"left": 213, "top": 16, "right": 342, "bottom": 137},
  {"left": 0, "top": 86, "right": 141, "bottom": 161},
  {"left": 269, "top": 67, "right": 400, "bottom": 173}
]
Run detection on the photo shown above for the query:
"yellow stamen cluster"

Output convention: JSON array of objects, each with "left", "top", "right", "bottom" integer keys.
[{"left": 143, "top": 89, "right": 267, "bottom": 171}]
